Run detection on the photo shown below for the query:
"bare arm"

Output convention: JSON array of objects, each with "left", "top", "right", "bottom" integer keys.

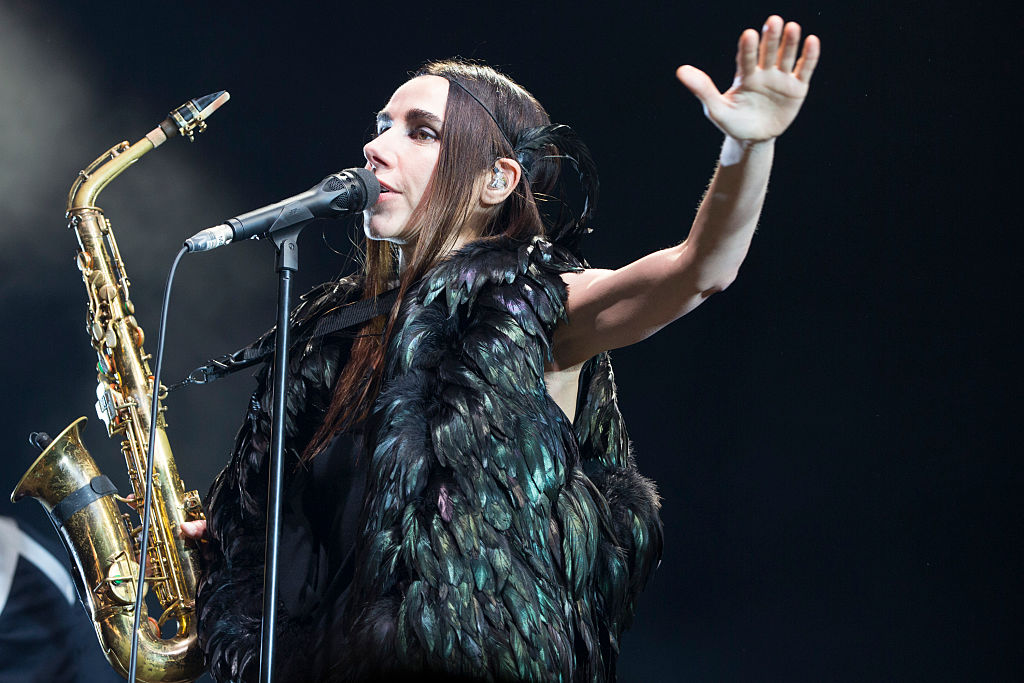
[{"left": 551, "top": 16, "right": 820, "bottom": 370}]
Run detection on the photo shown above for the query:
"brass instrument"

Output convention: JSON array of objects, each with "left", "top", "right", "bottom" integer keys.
[{"left": 11, "top": 92, "right": 229, "bottom": 682}]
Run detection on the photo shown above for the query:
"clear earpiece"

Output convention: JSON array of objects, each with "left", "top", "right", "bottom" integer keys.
[{"left": 488, "top": 166, "right": 508, "bottom": 190}]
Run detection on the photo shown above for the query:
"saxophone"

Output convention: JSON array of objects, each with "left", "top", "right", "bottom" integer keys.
[{"left": 11, "top": 92, "right": 229, "bottom": 683}]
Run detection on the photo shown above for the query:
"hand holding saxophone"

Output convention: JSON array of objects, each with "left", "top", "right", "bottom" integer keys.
[{"left": 178, "top": 520, "right": 207, "bottom": 540}]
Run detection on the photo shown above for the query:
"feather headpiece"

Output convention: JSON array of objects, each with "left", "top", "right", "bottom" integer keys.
[{"left": 512, "top": 123, "right": 599, "bottom": 258}]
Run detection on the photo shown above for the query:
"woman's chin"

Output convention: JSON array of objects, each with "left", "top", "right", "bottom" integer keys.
[
  {"left": 365, "top": 232, "right": 407, "bottom": 245},
  {"left": 364, "top": 223, "right": 412, "bottom": 246}
]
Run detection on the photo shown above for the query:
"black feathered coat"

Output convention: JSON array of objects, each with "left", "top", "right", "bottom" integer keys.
[{"left": 197, "top": 236, "right": 663, "bottom": 682}]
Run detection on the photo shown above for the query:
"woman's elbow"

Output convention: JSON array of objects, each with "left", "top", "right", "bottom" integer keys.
[{"left": 698, "top": 269, "right": 739, "bottom": 298}]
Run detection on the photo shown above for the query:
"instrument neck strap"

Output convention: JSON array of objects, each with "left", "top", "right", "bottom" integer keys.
[{"left": 169, "top": 286, "right": 401, "bottom": 391}]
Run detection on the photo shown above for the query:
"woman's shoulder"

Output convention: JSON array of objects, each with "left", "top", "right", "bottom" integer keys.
[
  {"left": 293, "top": 275, "right": 365, "bottom": 326},
  {"left": 417, "top": 235, "right": 583, "bottom": 313}
]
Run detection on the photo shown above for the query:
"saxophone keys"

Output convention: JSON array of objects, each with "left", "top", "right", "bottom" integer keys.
[
  {"left": 96, "top": 351, "right": 113, "bottom": 377},
  {"left": 125, "top": 315, "right": 143, "bottom": 347},
  {"left": 76, "top": 250, "right": 93, "bottom": 272},
  {"left": 100, "top": 549, "right": 141, "bottom": 606},
  {"left": 182, "top": 490, "right": 203, "bottom": 520},
  {"left": 97, "top": 283, "right": 117, "bottom": 301},
  {"left": 95, "top": 382, "right": 123, "bottom": 431}
]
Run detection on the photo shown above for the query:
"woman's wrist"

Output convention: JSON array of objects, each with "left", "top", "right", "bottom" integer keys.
[{"left": 721, "top": 135, "right": 776, "bottom": 166}]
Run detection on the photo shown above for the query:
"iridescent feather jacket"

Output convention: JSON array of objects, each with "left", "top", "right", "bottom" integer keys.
[{"left": 197, "top": 236, "right": 663, "bottom": 682}]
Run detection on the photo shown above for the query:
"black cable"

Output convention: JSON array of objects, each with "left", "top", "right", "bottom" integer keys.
[{"left": 129, "top": 244, "right": 187, "bottom": 682}]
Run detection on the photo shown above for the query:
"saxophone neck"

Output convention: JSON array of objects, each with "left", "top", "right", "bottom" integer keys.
[
  {"left": 67, "top": 91, "right": 230, "bottom": 212},
  {"left": 67, "top": 139, "right": 154, "bottom": 213}
]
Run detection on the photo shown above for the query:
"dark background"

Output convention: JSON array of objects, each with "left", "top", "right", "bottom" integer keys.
[{"left": 0, "top": 1, "right": 1016, "bottom": 680}]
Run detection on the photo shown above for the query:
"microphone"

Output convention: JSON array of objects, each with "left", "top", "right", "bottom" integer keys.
[{"left": 185, "top": 167, "right": 379, "bottom": 252}]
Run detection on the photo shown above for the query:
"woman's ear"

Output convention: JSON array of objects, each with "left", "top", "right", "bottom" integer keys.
[{"left": 479, "top": 157, "right": 522, "bottom": 206}]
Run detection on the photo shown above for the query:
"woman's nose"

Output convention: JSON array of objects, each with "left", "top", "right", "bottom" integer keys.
[{"left": 363, "top": 136, "right": 390, "bottom": 171}]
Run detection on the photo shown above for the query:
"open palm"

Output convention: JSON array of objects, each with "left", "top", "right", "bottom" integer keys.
[{"left": 677, "top": 16, "right": 821, "bottom": 142}]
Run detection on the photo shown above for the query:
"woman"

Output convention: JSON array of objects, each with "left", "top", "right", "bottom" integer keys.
[{"left": 193, "top": 16, "right": 819, "bottom": 682}]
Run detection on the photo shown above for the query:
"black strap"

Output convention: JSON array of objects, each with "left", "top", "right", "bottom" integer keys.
[
  {"left": 308, "top": 287, "right": 400, "bottom": 339},
  {"left": 50, "top": 475, "right": 118, "bottom": 528},
  {"left": 169, "top": 287, "right": 401, "bottom": 391}
]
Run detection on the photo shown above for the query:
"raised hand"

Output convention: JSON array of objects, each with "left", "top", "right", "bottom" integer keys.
[{"left": 676, "top": 16, "right": 820, "bottom": 142}]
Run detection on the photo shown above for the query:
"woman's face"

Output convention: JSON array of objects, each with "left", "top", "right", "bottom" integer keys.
[{"left": 362, "top": 75, "right": 449, "bottom": 245}]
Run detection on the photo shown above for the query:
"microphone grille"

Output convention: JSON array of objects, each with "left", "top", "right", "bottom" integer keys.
[
  {"left": 323, "top": 168, "right": 379, "bottom": 212},
  {"left": 328, "top": 188, "right": 353, "bottom": 211},
  {"left": 322, "top": 175, "right": 347, "bottom": 192}
]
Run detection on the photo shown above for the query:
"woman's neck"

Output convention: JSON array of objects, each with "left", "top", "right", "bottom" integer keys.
[{"left": 397, "top": 228, "right": 478, "bottom": 274}]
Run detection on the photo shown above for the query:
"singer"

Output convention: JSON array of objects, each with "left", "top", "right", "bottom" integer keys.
[{"left": 193, "top": 16, "right": 819, "bottom": 682}]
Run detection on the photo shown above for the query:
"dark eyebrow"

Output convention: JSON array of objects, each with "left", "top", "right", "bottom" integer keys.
[
  {"left": 407, "top": 108, "right": 443, "bottom": 127},
  {"left": 375, "top": 108, "right": 443, "bottom": 128}
]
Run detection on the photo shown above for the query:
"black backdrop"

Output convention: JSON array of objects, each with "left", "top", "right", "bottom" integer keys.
[{"left": 0, "top": 1, "right": 1016, "bottom": 680}]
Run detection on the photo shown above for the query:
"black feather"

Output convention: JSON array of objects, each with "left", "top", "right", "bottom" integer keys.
[{"left": 514, "top": 124, "right": 600, "bottom": 259}]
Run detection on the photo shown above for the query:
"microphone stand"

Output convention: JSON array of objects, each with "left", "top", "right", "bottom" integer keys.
[{"left": 260, "top": 224, "right": 303, "bottom": 683}]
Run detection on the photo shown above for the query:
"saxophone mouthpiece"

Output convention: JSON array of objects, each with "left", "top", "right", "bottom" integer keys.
[
  {"left": 193, "top": 91, "right": 231, "bottom": 120},
  {"left": 149, "top": 90, "right": 231, "bottom": 146}
]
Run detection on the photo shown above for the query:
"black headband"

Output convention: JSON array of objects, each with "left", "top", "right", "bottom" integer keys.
[{"left": 445, "top": 78, "right": 517, "bottom": 153}]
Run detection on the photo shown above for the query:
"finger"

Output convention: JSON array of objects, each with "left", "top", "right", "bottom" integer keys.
[
  {"left": 758, "top": 15, "right": 783, "bottom": 69},
  {"left": 178, "top": 519, "right": 207, "bottom": 540},
  {"left": 794, "top": 35, "right": 821, "bottom": 83},
  {"left": 736, "top": 29, "right": 758, "bottom": 78},
  {"left": 778, "top": 21, "right": 801, "bottom": 72},
  {"left": 676, "top": 65, "right": 721, "bottom": 104}
]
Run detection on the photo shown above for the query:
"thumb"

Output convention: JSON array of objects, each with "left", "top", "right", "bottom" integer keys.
[
  {"left": 178, "top": 519, "right": 207, "bottom": 540},
  {"left": 675, "top": 65, "right": 720, "bottom": 106}
]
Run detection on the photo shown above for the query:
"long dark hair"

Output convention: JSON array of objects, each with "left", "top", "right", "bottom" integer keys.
[{"left": 302, "top": 60, "right": 555, "bottom": 462}]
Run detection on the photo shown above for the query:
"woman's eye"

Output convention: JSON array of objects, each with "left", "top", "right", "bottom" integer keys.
[{"left": 411, "top": 127, "right": 438, "bottom": 142}]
